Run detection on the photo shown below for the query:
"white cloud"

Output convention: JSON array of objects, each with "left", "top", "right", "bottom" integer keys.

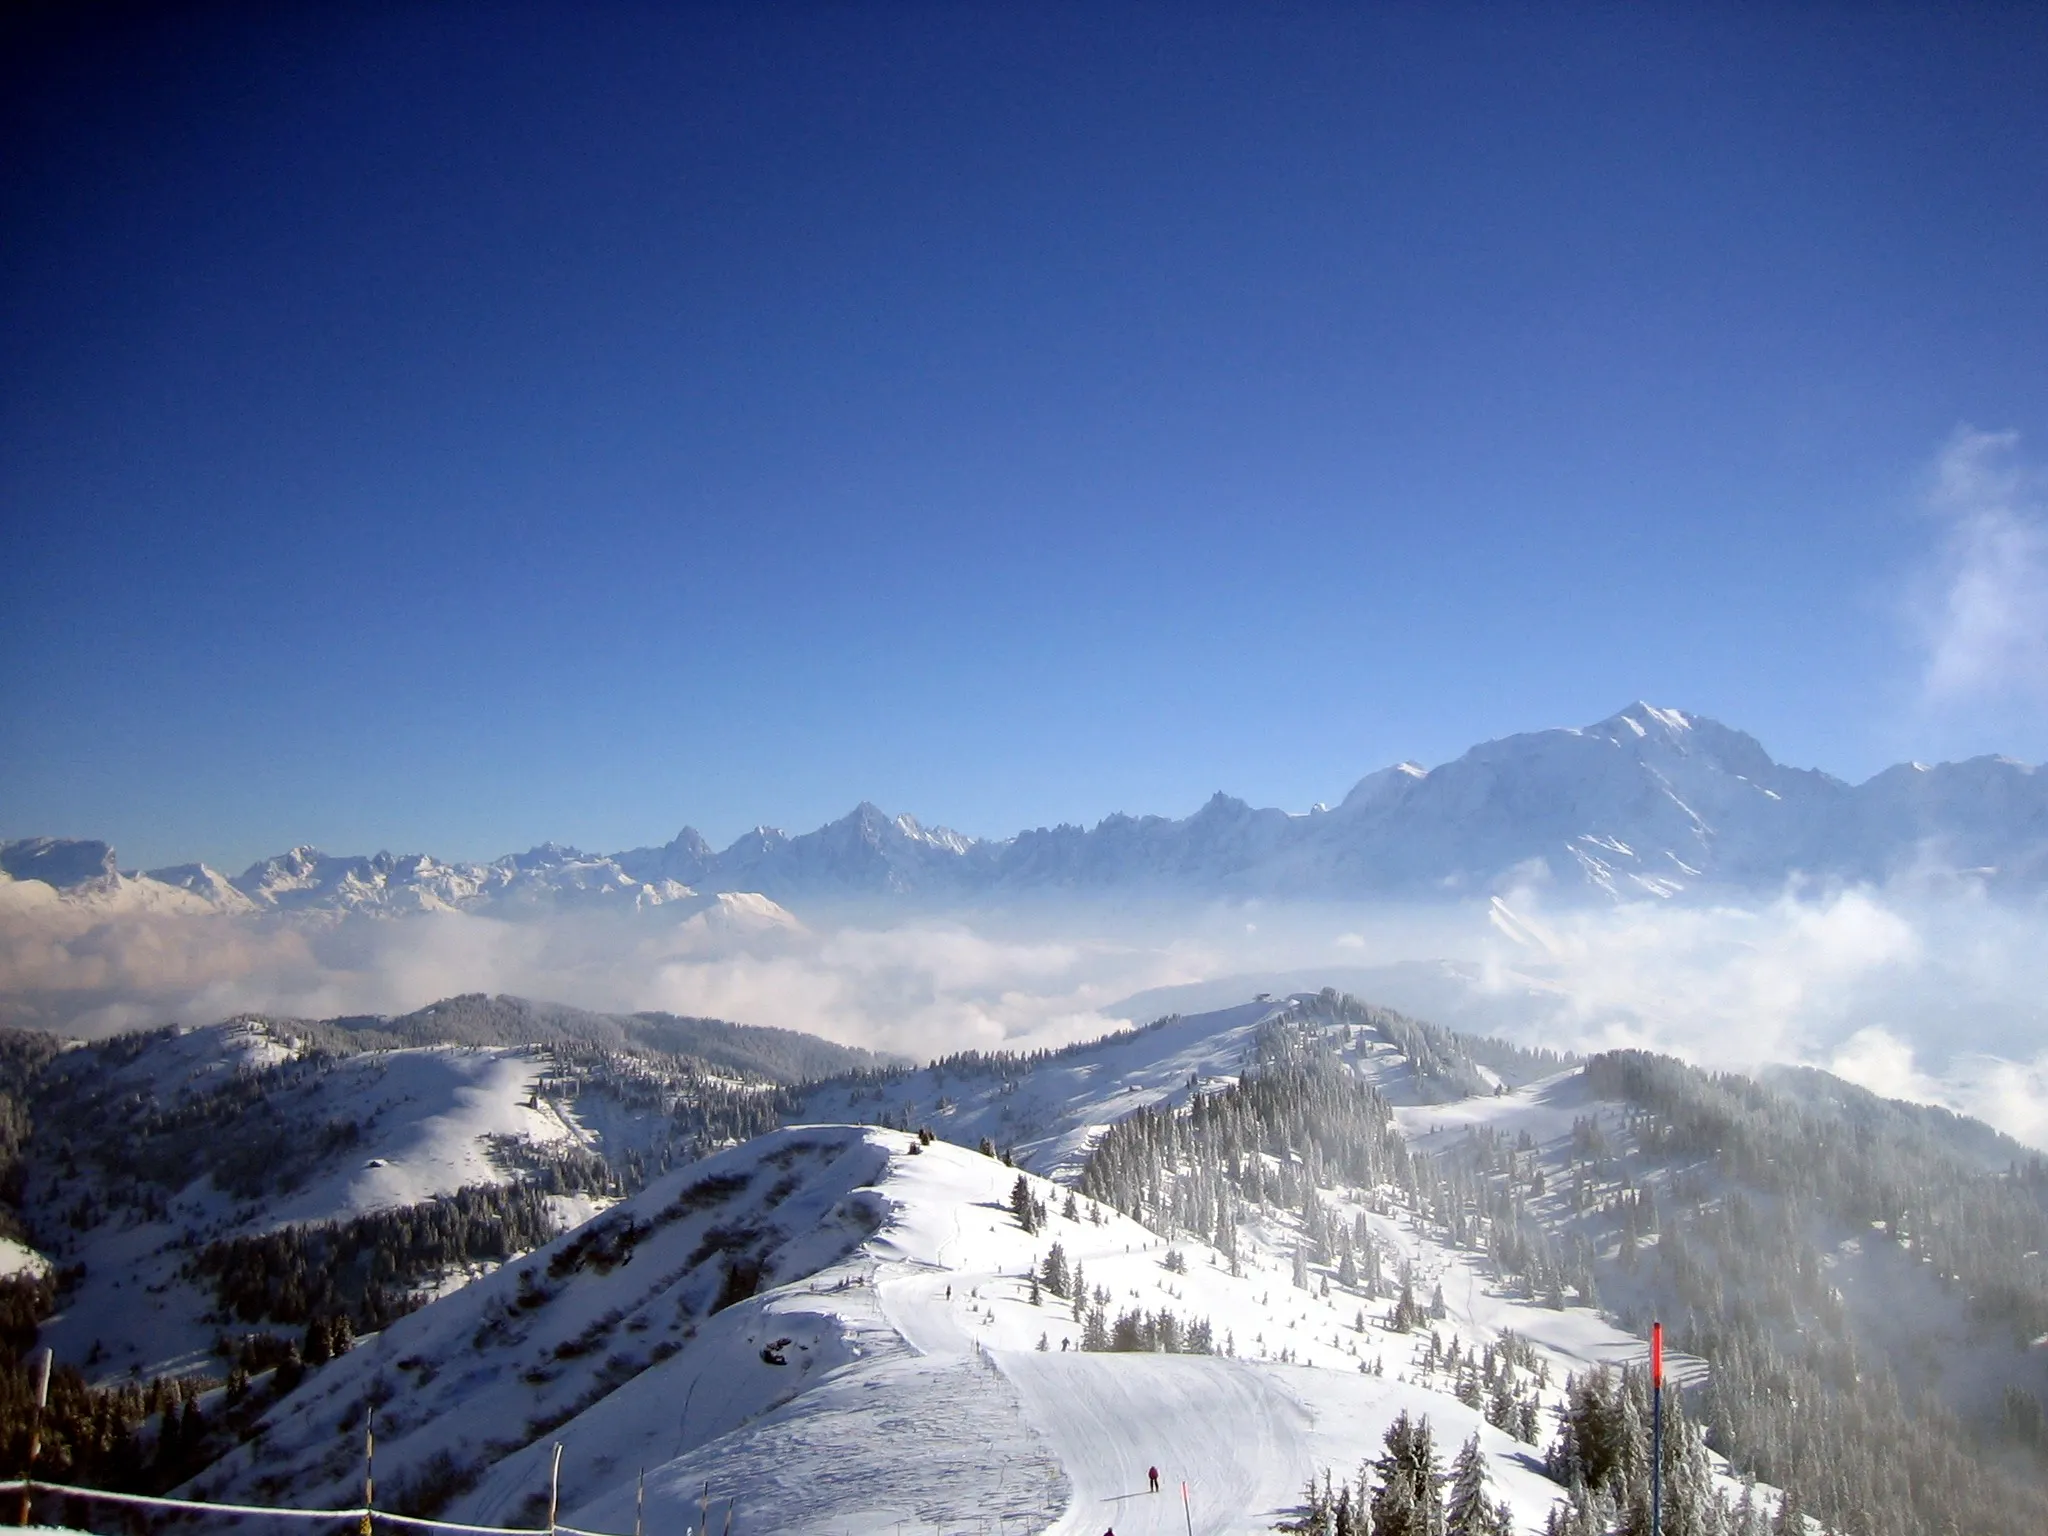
[
  {"left": 1916, "top": 426, "right": 2048, "bottom": 709},
  {"left": 8, "top": 875, "right": 2048, "bottom": 1150},
  {"left": 1828, "top": 1025, "right": 2048, "bottom": 1153},
  {"left": 1465, "top": 882, "right": 2048, "bottom": 1148}
]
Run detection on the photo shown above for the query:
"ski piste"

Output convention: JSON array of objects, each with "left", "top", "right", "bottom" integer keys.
[{"left": 159, "top": 996, "right": 1768, "bottom": 1535}]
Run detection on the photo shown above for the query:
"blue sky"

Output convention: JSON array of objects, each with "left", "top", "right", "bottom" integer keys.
[{"left": 5, "top": 4, "right": 2047, "bottom": 872}]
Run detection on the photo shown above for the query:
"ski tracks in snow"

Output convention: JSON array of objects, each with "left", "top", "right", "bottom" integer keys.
[
  {"left": 879, "top": 1265, "right": 1313, "bottom": 1536},
  {"left": 1002, "top": 1351, "right": 1311, "bottom": 1536}
]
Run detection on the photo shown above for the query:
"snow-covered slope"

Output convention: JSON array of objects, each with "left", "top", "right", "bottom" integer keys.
[
  {"left": 20, "top": 991, "right": 2043, "bottom": 1532},
  {"left": 799, "top": 1000, "right": 1284, "bottom": 1181},
  {"left": 16, "top": 1001, "right": 887, "bottom": 1383},
  {"left": 28, "top": 1024, "right": 610, "bottom": 1379},
  {"left": 165, "top": 994, "right": 1807, "bottom": 1536},
  {"left": 11, "top": 702, "right": 2046, "bottom": 908},
  {"left": 192, "top": 1125, "right": 1681, "bottom": 1535}
]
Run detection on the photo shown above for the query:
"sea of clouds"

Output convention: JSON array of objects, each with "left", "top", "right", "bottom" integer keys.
[
  {"left": 7, "top": 428, "right": 2047, "bottom": 1144},
  {"left": 4, "top": 872, "right": 2046, "bottom": 1151}
]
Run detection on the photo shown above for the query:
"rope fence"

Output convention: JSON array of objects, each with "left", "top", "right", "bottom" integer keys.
[{"left": 0, "top": 1478, "right": 649, "bottom": 1536}]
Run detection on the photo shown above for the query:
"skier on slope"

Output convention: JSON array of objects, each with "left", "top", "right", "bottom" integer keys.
[{"left": 1148, "top": 1466, "right": 1160, "bottom": 1493}]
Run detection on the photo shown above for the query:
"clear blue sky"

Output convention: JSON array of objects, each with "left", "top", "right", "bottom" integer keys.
[{"left": 5, "top": 4, "right": 2047, "bottom": 872}]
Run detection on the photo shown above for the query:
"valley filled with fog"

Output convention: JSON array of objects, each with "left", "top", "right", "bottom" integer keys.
[{"left": 7, "top": 875, "right": 2046, "bottom": 1150}]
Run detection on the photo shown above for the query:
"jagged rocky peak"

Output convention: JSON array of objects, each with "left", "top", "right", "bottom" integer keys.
[
  {"left": 0, "top": 835, "right": 119, "bottom": 888},
  {"left": 501, "top": 841, "right": 588, "bottom": 871}
]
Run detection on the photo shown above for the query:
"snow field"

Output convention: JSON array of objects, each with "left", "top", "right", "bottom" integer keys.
[
  {"left": 79, "top": 1000, "right": 1784, "bottom": 1534},
  {"left": 38, "top": 1032, "right": 614, "bottom": 1382},
  {"left": 189, "top": 1007, "right": 1665, "bottom": 1534},
  {"left": 264, "top": 1047, "right": 583, "bottom": 1227},
  {"left": 800, "top": 1002, "right": 1283, "bottom": 1183}
]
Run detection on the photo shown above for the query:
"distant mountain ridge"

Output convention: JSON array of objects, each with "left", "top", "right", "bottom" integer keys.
[{"left": 6, "top": 702, "right": 2045, "bottom": 911}]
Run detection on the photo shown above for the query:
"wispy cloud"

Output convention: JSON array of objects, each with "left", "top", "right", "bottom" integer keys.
[{"left": 1916, "top": 426, "right": 2048, "bottom": 710}]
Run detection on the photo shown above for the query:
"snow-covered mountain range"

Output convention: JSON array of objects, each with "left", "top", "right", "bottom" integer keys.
[{"left": 7, "top": 703, "right": 2045, "bottom": 912}]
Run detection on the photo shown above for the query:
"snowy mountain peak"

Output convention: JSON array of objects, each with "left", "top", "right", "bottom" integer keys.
[
  {"left": 1340, "top": 761, "right": 1431, "bottom": 813},
  {"left": 669, "top": 825, "right": 715, "bottom": 858},
  {"left": 19, "top": 705, "right": 2048, "bottom": 909},
  {"left": 1598, "top": 700, "right": 1694, "bottom": 739},
  {"left": 503, "top": 841, "right": 587, "bottom": 871},
  {"left": 0, "top": 835, "right": 118, "bottom": 888}
]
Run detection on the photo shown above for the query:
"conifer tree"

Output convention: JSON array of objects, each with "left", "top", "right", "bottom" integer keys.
[
  {"left": 1369, "top": 1412, "right": 1444, "bottom": 1536},
  {"left": 1010, "top": 1174, "right": 1037, "bottom": 1234},
  {"left": 1333, "top": 1481, "right": 1362, "bottom": 1536},
  {"left": 1040, "top": 1241, "right": 1069, "bottom": 1298},
  {"left": 1771, "top": 1482, "right": 1804, "bottom": 1536},
  {"left": 1392, "top": 1277, "right": 1420, "bottom": 1332},
  {"left": 1446, "top": 1434, "right": 1497, "bottom": 1536}
]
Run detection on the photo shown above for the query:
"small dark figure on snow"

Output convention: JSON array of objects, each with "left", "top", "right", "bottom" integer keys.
[{"left": 1148, "top": 1466, "right": 1160, "bottom": 1493}]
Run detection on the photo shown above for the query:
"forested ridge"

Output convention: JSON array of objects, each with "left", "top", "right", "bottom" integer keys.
[
  {"left": 1066, "top": 995, "right": 2048, "bottom": 1536},
  {"left": 1563, "top": 1049, "right": 2048, "bottom": 1536}
]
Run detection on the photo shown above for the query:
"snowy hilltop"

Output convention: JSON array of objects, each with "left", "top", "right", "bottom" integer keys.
[
  {"left": 7, "top": 703, "right": 2045, "bottom": 912},
  {"left": 6, "top": 990, "right": 2044, "bottom": 1535},
  {"left": 183, "top": 1123, "right": 1605, "bottom": 1535}
]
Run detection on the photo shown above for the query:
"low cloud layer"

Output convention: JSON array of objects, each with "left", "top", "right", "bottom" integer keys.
[
  {"left": 1916, "top": 426, "right": 2048, "bottom": 711},
  {"left": 5, "top": 873, "right": 2047, "bottom": 1149},
  {"left": 1466, "top": 884, "right": 2048, "bottom": 1149}
]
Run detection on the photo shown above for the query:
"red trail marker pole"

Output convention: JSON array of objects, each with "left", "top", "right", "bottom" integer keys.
[
  {"left": 1651, "top": 1321, "right": 1664, "bottom": 1536},
  {"left": 1181, "top": 1479, "right": 1194, "bottom": 1536}
]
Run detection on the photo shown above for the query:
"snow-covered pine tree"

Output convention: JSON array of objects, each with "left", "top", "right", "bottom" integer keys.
[
  {"left": 1332, "top": 1481, "right": 1362, "bottom": 1536},
  {"left": 1369, "top": 1411, "right": 1444, "bottom": 1536},
  {"left": 1392, "top": 1276, "right": 1420, "bottom": 1331},
  {"left": 1010, "top": 1174, "right": 1037, "bottom": 1234},
  {"left": 1371, "top": 1462, "right": 1419, "bottom": 1536},
  {"left": 1770, "top": 1480, "right": 1804, "bottom": 1536},
  {"left": 1281, "top": 1473, "right": 1334, "bottom": 1536},
  {"left": 1081, "top": 1301, "right": 1110, "bottom": 1351},
  {"left": 1040, "top": 1241, "right": 1069, "bottom": 1298},
  {"left": 1658, "top": 1381, "right": 1718, "bottom": 1536},
  {"left": 1446, "top": 1433, "right": 1497, "bottom": 1536}
]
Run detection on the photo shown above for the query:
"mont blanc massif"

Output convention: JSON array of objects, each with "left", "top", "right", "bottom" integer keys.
[
  {"left": 7, "top": 704, "right": 2046, "bottom": 914},
  {"left": 2, "top": 705, "right": 2046, "bottom": 1536}
]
